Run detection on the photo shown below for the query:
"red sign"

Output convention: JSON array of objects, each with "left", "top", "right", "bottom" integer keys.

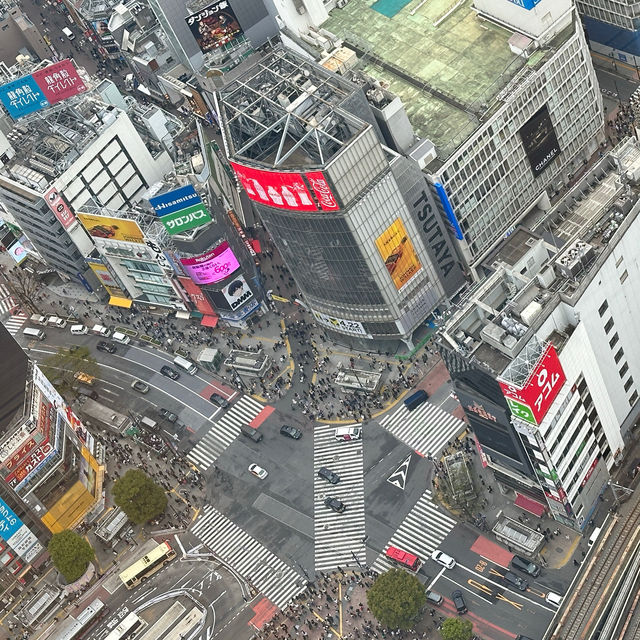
[
  {"left": 581, "top": 456, "right": 599, "bottom": 488},
  {"left": 230, "top": 162, "right": 317, "bottom": 212},
  {"left": 305, "top": 171, "right": 339, "bottom": 211},
  {"left": 177, "top": 276, "right": 217, "bottom": 318},
  {"left": 44, "top": 185, "right": 76, "bottom": 229},
  {"left": 32, "top": 60, "right": 87, "bottom": 105},
  {"left": 499, "top": 344, "right": 566, "bottom": 425},
  {"left": 227, "top": 209, "right": 258, "bottom": 262},
  {"left": 4, "top": 439, "right": 37, "bottom": 471},
  {"left": 5, "top": 441, "right": 52, "bottom": 486}
]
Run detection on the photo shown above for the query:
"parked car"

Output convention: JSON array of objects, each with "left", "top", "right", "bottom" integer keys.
[
  {"left": 511, "top": 555, "right": 541, "bottom": 577},
  {"left": 96, "top": 341, "right": 116, "bottom": 354},
  {"left": 160, "top": 365, "right": 180, "bottom": 380},
  {"left": 503, "top": 571, "right": 528, "bottom": 591},
  {"left": 324, "top": 496, "right": 346, "bottom": 513},
  {"left": 317, "top": 467, "right": 340, "bottom": 484},
  {"left": 451, "top": 590, "right": 467, "bottom": 614},
  {"left": 248, "top": 463, "right": 268, "bottom": 479},
  {"left": 131, "top": 379, "right": 149, "bottom": 393},
  {"left": 431, "top": 549, "right": 456, "bottom": 569},
  {"left": 210, "top": 393, "right": 230, "bottom": 408},
  {"left": 280, "top": 424, "right": 302, "bottom": 439},
  {"left": 158, "top": 408, "right": 178, "bottom": 423}
]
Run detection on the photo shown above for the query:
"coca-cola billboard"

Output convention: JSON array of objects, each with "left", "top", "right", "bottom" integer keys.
[{"left": 229, "top": 161, "right": 340, "bottom": 212}]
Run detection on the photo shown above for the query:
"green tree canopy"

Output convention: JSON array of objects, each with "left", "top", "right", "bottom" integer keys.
[
  {"left": 40, "top": 346, "right": 100, "bottom": 395},
  {"left": 48, "top": 530, "right": 94, "bottom": 583},
  {"left": 367, "top": 569, "right": 426, "bottom": 629},
  {"left": 440, "top": 617, "right": 474, "bottom": 640},
  {"left": 112, "top": 469, "right": 168, "bottom": 524}
]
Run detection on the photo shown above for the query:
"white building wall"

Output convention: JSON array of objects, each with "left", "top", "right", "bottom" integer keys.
[{"left": 272, "top": 0, "right": 329, "bottom": 35}]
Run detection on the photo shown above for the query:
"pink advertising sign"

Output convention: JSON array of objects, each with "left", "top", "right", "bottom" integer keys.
[
  {"left": 32, "top": 60, "right": 87, "bottom": 105},
  {"left": 180, "top": 241, "right": 240, "bottom": 284},
  {"left": 305, "top": 171, "right": 339, "bottom": 211},
  {"left": 44, "top": 185, "right": 76, "bottom": 230}
]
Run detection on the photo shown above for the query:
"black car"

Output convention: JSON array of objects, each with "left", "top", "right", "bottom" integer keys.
[
  {"left": 210, "top": 393, "right": 230, "bottom": 408},
  {"left": 318, "top": 467, "right": 340, "bottom": 484},
  {"left": 451, "top": 590, "right": 467, "bottom": 614},
  {"left": 97, "top": 341, "right": 116, "bottom": 354},
  {"left": 158, "top": 408, "right": 178, "bottom": 423},
  {"left": 511, "top": 555, "right": 541, "bottom": 577},
  {"left": 160, "top": 365, "right": 180, "bottom": 380},
  {"left": 503, "top": 571, "right": 528, "bottom": 591},
  {"left": 280, "top": 424, "right": 302, "bottom": 439},
  {"left": 324, "top": 496, "right": 346, "bottom": 513}
]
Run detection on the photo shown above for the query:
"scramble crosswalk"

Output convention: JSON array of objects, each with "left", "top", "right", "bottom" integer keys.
[
  {"left": 191, "top": 504, "right": 304, "bottom": 609},
  {"left": 371, "top": 488, "right": 456, "bottom": 574},
  {"left": 187, "top": 395, "right": 265, "bottom": 471},
  {"left": 379, "top": 399, "right": 466, "bottom": 458},
  {"left": 1, "top": 312, "right": 27, "bottom": 337},
  {"left": 0, "top": 284, "right": 18, "bottom": 315},
  {"left": 314, "top": 423, "right": 366, "bottom": 572}
]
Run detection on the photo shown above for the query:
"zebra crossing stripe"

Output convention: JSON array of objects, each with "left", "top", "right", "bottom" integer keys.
[
  {"left": 371, "top": 489, "right": 456, "bottom": 574},
  {"left": 314, "top": 423, "right": 366, "bottom": 572},
  {"left": 379, "top": 400, "right": 465, "bottom": 457},
  {"left": 187, "top": 395, "right": 266, "bottom": 470},
  {"left": 1, "top": 313, "right": 27, "bottom": 336},
  {"left": 191, "top": 505, "right": 304, "bottom": 609}
]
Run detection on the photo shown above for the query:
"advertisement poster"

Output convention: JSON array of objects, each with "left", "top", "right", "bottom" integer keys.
[
  {"left": 78, "top": 213, "right": 144, "bottom": 244},
  {"left": 230, "top": 161, "right": 317, "bottom": 212},
  {"left": 305, "top": 171, "right": 340, "bottom": 211},
  {"left": 0, "top": 497, "right": 23, "bottom": 541},
  {"left": 7, "top": 240, "right": 27, "bottom": 265},
  {"left": 87, "top": 261, "right": 128, "bottom": 298},
  {"left": 177, "top": 276, "right": 217, "bottom": 317},
  {"left": 0, "top": 74, "right": 49, "bottom": 119},
  {"left": 375, "top": 219, "right": 422, "bottom": 291},
  {"left": 32, "top": 59, "right": 87, "bottom": 105},
  {"left": 222, "top": 275, "right": 253, "bottom": 310},
  {"left": 149, "top": 185, "right": 201, "bottom": 216},
  {"left": 159, "top": 202, "right": 212, "bottom": 235},
  {"left": 311, "top": 310, "right": 372, "bottom": 338},
  {"left": 519, "top": 105, "right": 561, "bottom": 177},
  {"left": 185, "top": 0, "right": 243, "bottom": 53},
  {"left": 180, "top": 241, "right": 240, "bottom": 285},
  {"left": 44, "top": 185, "right": 77, "bottom": 230}
]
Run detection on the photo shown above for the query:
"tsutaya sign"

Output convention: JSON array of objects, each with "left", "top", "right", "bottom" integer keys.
[{"left": 499, "top": 343, "right": 566, "bottom": 425}]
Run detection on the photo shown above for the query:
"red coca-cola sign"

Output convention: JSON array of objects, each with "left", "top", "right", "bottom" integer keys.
[{"left": 305, "top": 171, "right": 339, "bottom": 211}]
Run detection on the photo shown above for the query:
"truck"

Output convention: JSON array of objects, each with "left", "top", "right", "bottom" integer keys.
[
  {"left": 62, "top": 26, "right": 74, "bottom": 40},
  {"left": 78, "top": 398, "right": 131, "bottom": 434}
]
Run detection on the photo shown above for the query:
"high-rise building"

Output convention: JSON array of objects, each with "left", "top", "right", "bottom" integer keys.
[
  {"left": 219, "top": 47, "right": 465, "bottom": 346},
  {"left": 438, "top": 139, "right": 640, "bottom": 530},
  {"left": 321, "top": 0, "right": 604, "bottom": 276}
]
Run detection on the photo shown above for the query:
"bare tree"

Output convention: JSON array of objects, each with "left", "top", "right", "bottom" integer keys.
[{"left": 4, "top": 266, "right": 41, "bottom": 314}]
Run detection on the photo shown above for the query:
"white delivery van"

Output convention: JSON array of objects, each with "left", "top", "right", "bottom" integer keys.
[
  {"left": 92, "top": 324, "right": 111, "bottom": 337},
  {"left": 47, "top": 316, "right": 67, "bottom": 328},
  {"left": 588, "top": 526, "right": 602, "bottom": 547},
  {"left": 173, "top": 355, "right": 197, "bottom": 375},
  {"left": 70, "top": 324, "right": 88, "bottom": 335},
  {"left": 30, "top": 314, "right": 47, "bottom": 325},
  {"left": 334, "top": 426, "right": 362, "bottom": 441},
  {"left": 112, "top": 331, "right": 130, "bottom": 344},
  {"left": 23, "top": 327, "right": 45, "bottom": 340},
  {"left": 62, "top": 26, "right": 74, "bottom": 40}
]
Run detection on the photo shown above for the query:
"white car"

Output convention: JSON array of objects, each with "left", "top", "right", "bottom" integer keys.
[
  {"left": 431, "top": 549, "right": 456, "bottom": 569},
  {"left": 248, "top": 464, "right": 268, "bottom": 479}
]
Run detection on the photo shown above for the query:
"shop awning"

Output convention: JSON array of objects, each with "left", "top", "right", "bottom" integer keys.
[
  {"left": 108, "top": 296, "right": 133, "bottom": 308},
  {"left": 515, "top": 493, "right": 546, "bottom": 517},
  {"left": 175, "top": 310, "right": 191, "bottom": 320},
  {"left": 200, "top": 315, "right": 218, "bottom": 328},
  {"left": 250, "top": 239, "right": 261, "bottom": 253}
]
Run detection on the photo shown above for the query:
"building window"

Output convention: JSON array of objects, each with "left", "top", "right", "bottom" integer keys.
[
  {"left": 604, "top": 318, "right": 614, "bottom": 334},
  {"left": 620, "top": 362, "right": 629, "bottom": 378},
  {"left": 609, "top": 333, "right": 619, "bottom": 349},
  {"left": 614, "top": 348, "right": 624, "bottom": 364},
  {"left": 620, "top": 270, "right": 629, "bottom": 284},
  {"left": 598, "top": 300, "right": 608, "bottom": 316},
  {"left": 624, "top": 377, "right": 634, "bottom": 392},
  {"left": 630, "top": 391, "right": 639, "bottom": 406}
]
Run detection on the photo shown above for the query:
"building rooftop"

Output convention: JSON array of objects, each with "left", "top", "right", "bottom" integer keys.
[
  {"left": 0, "top": 325, "right": 28, "bottom": 433},
  {"left": 322, "top": 0, "right": 567, "bottom": 161}
]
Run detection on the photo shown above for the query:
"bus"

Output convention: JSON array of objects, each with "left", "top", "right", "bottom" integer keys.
[
  {"left": 385, "top": 545, "right": 422, "bottom": 572},
  {"left": 119, "top": 541, "right": 176, "bottom": 589},
  {"left": 104, "top": 612, "right": 147, "bottom": 640},
  {"left": 50, "top": 598, "right": 107, "bottom": 640}
]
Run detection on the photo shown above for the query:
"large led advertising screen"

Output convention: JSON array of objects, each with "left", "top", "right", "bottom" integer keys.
[
  {"left": 185, "top": 0, "right": 243, "bottom": 53},
  {"left": 180, "top": 241, "right": 240, "bottom": 284},
  {"left": 375, "top": 218, "right": 422, "bottom": 291},
  {"left": 519, "top": 105, "right": 561, "bottom": 177}
]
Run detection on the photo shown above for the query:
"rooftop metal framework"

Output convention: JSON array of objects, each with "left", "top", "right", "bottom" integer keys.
[
  {"left": 218, "top": 47, "right": 366, "bottom": 168},
  {"left": 499, "top": 336, "right": 547, "bottom": 388}
]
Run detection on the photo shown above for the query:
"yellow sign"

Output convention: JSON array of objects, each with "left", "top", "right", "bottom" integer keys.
[
  {"left": 375, "top": 218, "right": 422, "bottom": 290},
  {"left": 78, "top": 212, "right": 145, "bottom": 244},
  {"left": 87, "top": 261, "right": 129, "bottom": 299},
  {"left": 271, "top": 294, "right": 290, "bottom": 303}
]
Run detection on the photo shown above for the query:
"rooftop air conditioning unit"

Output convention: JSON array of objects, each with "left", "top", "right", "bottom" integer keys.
[{"left": 337, "top": 0, "right": 349, "bottom": 7}]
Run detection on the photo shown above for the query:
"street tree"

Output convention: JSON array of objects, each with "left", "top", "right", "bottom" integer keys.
[
  {"left": 48, "top": 530, "right": 94, "bottom": 583},
  {"left": 367, "top": 568, "right": 426, "bottom": 630},
  {"left": 40, "top": 346, "right": 100, "bottom": 395},
  {"left": 440, "top": 617, "right": 474, "bottom": 640},
  {"left": 112, "top": 469, "right": 168, "bottom": 524},
  {"left": 4, "top": 265, "right": 40, "bottom": 314}
]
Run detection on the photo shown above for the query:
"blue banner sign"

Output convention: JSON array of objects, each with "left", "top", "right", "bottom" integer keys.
[{"left": 149, "top": 185, "right": 201, "bottom": 217}]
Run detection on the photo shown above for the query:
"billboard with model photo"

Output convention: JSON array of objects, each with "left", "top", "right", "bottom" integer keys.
[
  {"left": 185, "top": 0, "right": 243, "bottom": 53},
  {"left": 519, "top": 105, "right": 561, "bottom": 177},
  {"left": 375, "top": 219, "right": 422, "bottom": 291}
]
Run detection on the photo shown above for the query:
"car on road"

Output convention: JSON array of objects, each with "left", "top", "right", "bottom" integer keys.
[
  {"left": 97, "top": 341, "right": 116, "bottom": 354},
  {"left": 451, "top": 590, "right": 467, "bottom": 614},
  {"left": 131, "top": 379, "right": 149, "bottom": 393},
  {"left": 431, "top": 549, "right": 456, "bottom": 569},
  {"left": 280, "top": 424, "right": 302, "bottom": 439},
  {"left": 324, "top": 496, "right": 346, "bottom": 513},
  {"left": 248, "top": 463, "right": 268, "bottom": 479},
  {"left": 160, "top": 365, "right": 180, "bottom": 380},
  {"left": 209, "top": 393, "right": 229, "bottom": 408},
  {"left": 158, "top": 408, "right": 178, "bottom": 423},
  {"left": 317, "top": 467, "right": 340, "bottom": 484},
  {"left": 503, "top": 570, "right": 528, "bottom": 591},
  {"left": 511, "top": 555, "right": 541, "bottom": 577},
  {"left": 545, "top": 591, "right": 563, "bottom": 606}
]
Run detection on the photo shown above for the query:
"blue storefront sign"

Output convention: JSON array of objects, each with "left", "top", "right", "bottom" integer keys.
[
  {"left": 0, "top": 75, "right": 49, "bottom": 119},
  {"left": 0, "top": 496, "right": 23, "bottom": 541},
  {"left": 149, "top": 185, "right": 201, "bottom": 217},
  {"left": 506, "top": 0, "right": 541, "bottom": 9},
  {"left": 76, "top": 272, "right": 94, "bottom": 293},
  {"left": 434, "top": 182, "right": 464, "bottom": 241}
]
